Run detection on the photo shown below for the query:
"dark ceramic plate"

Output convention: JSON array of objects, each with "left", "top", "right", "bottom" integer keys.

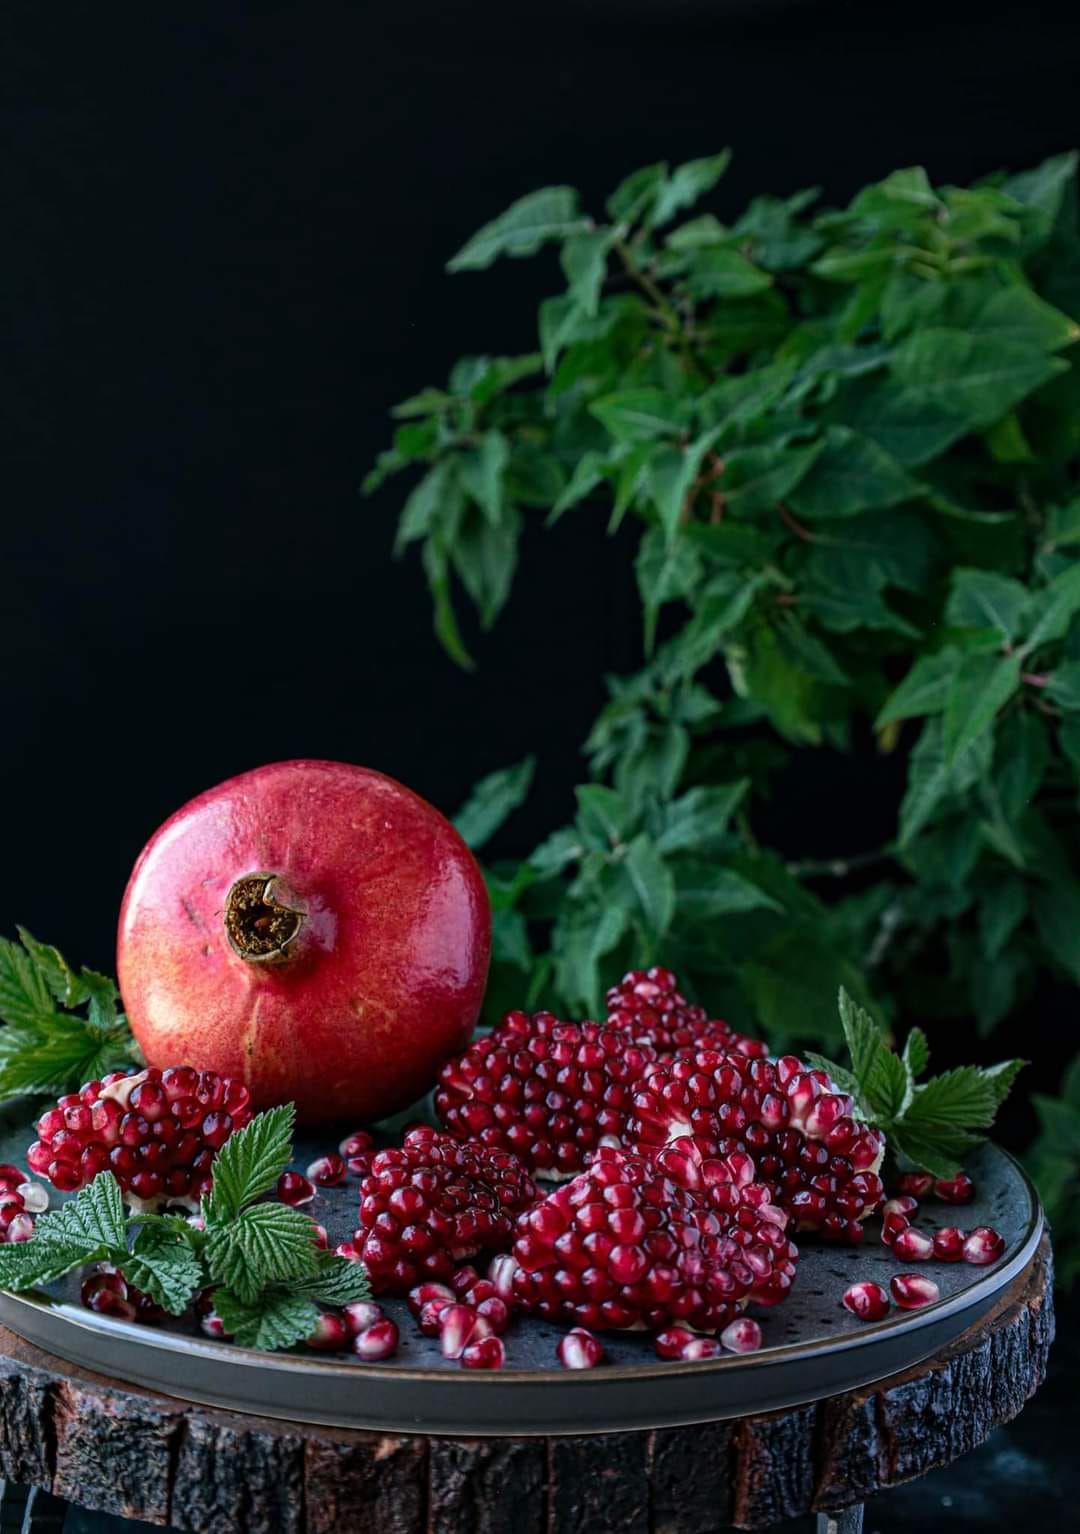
[{"left": 0, "top": 1108, "right": 1041, "bottom": 1436}]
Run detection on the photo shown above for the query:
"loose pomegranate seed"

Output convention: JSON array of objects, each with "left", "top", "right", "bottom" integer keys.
[
  {"left": 354, "top": 1128, "right": 536, "bottom": 1293},
  {"left": 461, "top": 1335, "right": 505, "bottom": 1369},
  {"left": 343, "top": 1301, "right": 383, "bottom": 1336},
  {"left": 881, "top": 1209, "right": 911, "bottom": 1246},
  {"left": 84, "top": 1287, "right": 137, "bottom": 1320},
  {"left": 305, "top": 1314, "right": 349, "bottom": 1351},
  {"left": 310, "top": 1223, "right": 329, "bottom": 1250},
  {"left": 512, "top": 1143, "right": 798, "bottom": 1332},
  {"left": 475, "top": 1296, "right": 509, "bottom": 1333},
  {"left": 307, "top": 1153, "right": 347, "bottom": 1187},
  {"left": 451, "top": 1265, "right": 481, "bottom": 1297},
  {"left": 933, "top": 1172, "right": 974, "bottom": 1204},
  {"left": 842, "top": 1281, "right": 890, "bottom": 1321},
  {"left": 16, "top": 1181, "right": 49, "bottom": 1214},
  {"left": 882, "top": 1196, "right": 918, "bottom": 1218},
  {"left": 605, "top": 968, "right": 766, "bottom": 1060},
  {"left": 627, "top": 1049, "right": 886, "bottom": 1240},
  {"left": 0, "top": 1194, "right": 25, "bottom": 1228},
  {"left": 353, "top": 1318, "right": 400, "bottom": 1360},
  {"left": 892, "top": 1227, "right": 933, "bottom": 1261},
  {"left": 719, "top": 1318, "right": 762, "bottom": 1354},
  {"left": 439, "top": 1304, "right": 492, "bottom": 1359},
  {"left": 681, "top": 1337, "right": 720, "bottom": 1360},
  {"left": 933, "top": 1227, "right": 967, "bottom": 1262},
  {"left": 487, "top": 1253, "right": 517, "bottom": 1304},
  {"left": 335, "top": 1240, "right": 363, "bottom": 1262},
  {"left": 895, "top": 1171, "right": 934, "bottom": 1199},
  {"left": 201, "top": 1312, "right": 231, "bottom": 1339},
  {"left": 435, "top": 1012, "right": 658, "bottom": 1180},
  {"left": 557, "top": 1327, "right": 605, "bottom": 1369},
  {"left": 463, "top": 1278, "right": 497, "bottom": 1305},
  {"left": 962, "top": 1227, "right": 1005, "bottom": 1265},
  {"left": 655, "top": 1327, "right": 695, "bottom": 1360},
  {"left": 29, "top": 1068, "right": 251, "bottom": 1210},
  {"left": 890, "top": 1273, "right": 940, "bottom": 1309},
  {"left": 5, "top": 1214, "right": 35, "bottom": 1243},
  {"left": 339, "top": 1130, "right": 375, "bottom": 1160},
  {"left": 277, "top": 1171, "right": 315, "bottom": 1206},
  {"left": 418, "top": 1299, "right": 455, "bottom": 1336},
  {"left": 81, "top": 1270, "right": 128, "bottom": 1307},
  {"left": 407, "top": 1281, "right": 456, "bottom": 1318}
]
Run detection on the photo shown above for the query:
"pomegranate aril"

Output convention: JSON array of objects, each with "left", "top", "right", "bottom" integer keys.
[
  {"left": 307, "top": 1153, "right": 347, "bottom": 1187},
  {"left": 201, "top": 1312, "right": 231, "bottom": 1340},
  {"left": 882, "top": 1196, "right": 919, "bottom": 1218},
  {"left": 487, "top": 1254, "right": 517, "bottom": 1304},
  {"left": 892, "top": 1227, "right": 933, "bottom": 1261},
  {"left": 557, "top": 1327, "right": 604, "bottom": 1369},
  {"left": 342, "top": 1301, "right": 383, "bottom": 1336},
  {"left": 934, "top": 1173, "right": 975, "bottom": 1204},
  {"left": 419, "top": 1299, "right": 454, "bottom": 1336},
  {"left": 277, "top": 1172, "right": 315, "bottom": 1206},
  {"left": 5, "top": 1213, "right": 35, "bottom": 1243},
  {"left": 407, "top": 1281, "right": 456, "bottom": 1317},
  {"left": 84, "top": 1288, "right": 137, "bottom": 1320},
  {"left": 881, "top": 1209, "right": 911, "bottom": 1246},
  {"left": 340, "top": 1130, "right": 375, "bottom": 1159},
  {"left": 310, "top": 1222, "right": 329, "bottom": 1250},
  {"left": 894, "top": 1172, "right": 934, "bottom": 1199},
  {"left": 354, "top": 1318, "right": 400, "bottom": 1360},
  {"left": 439, "top": 1304, "right": 490, "bottom": 1359},
  {"left": 933, "top": 1227, "right": 966, "bottom": 1262},
  {"left": 719, "top": 1318, "right": 762, "bottom": 1354},
  {"left": 654, "top": 1326, "right": 694, "bottom": 1360},
  {"left": 306, "top": 1314, "right": 349, "bottom": 1351},
  {"left": 475, "top": 1296, "right": 509, "bottom": 1333},
  {"left": 451, "top": 1265, "right": 482, "bottom": 1296},
  {"left": 890, "top": 1273, "right": 940, "bottom": 1310},
  {"left": 461, "top": 1335, "right": 505, "bottom": 1370},
  {"left": 842, "top": 1282, "right": 890, "bottom": 1321},
  {"left": 962, "top": 1226, "right": 1005, "bottom": 1265},
  {"left": 680, "top": 1337, "right": 720, "bottom": 1360}
]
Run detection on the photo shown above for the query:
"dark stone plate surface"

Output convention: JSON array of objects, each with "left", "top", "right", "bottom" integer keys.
[{"left": 0, "top": 1105, "right": 1042, "bottom": 1435}]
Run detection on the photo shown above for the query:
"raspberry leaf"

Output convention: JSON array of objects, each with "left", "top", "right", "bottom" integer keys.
[
  {"left": 213, "top": 1287, "right": 321, "bottom": 1351},
  {"left": 291, "top": 1252, "right": 373, "bottom": 1306},
  {"left": 205, "top": 1105, "right": 296, "bottom": 1223},
  {"left": 204, "top": 1203, "right": 321, "bottom": 1305},
  {"left": 902, "top": 1026, "right": 930, "bottom": 1079},
  {"left": 124, "top": 1225, "right": 203, "bottom": 1315},
  {"left": 0, "top": 1172, "right": 129, "bottom": 1290},
  {"left": 453, "top": 757, "right": 536, "bottom": 851}
]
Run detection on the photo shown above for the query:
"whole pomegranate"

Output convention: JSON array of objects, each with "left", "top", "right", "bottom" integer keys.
[{"left": 117, "top": 760, "right": 491, "bottom": 1123}]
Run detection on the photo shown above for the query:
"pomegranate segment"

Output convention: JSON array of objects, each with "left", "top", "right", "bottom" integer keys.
[
  {"left": 353, "top": 1128, "right": 537, "bottom": 1293},
  {"left": 116, "top": 759, "right": 492, "bottom": 1124},
  {"left": 890, "top": 1273, "right": 940, "bottom": 1310},
  {"left": 628, "top": 1050, "right": 885, "bottom": 1240},
  {"left": 436, "top": 1012, "right": 656, "bottom": 1180},
  {"left": 842, "top": 1282, "right": 890, "bottom": 1321},
  {"left": 28, "top": 1067, "right": 252, "bottom": 1209},
  {"left": 605, "top": 968, "right": 766, "bottom": 1060},
  {"left": 557, "top": 1327, "right": 605, "bottom": 1369},
  {"left": 511, "top": 1144, "right": 798, "bottom": 1332},
  {"left": 962, "top": 1227, "right": 1005, "bottom": 1265}
]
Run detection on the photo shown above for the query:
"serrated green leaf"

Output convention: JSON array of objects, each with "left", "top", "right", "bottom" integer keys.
[
  {"left": 394, "top": 461, "right": 456, "bottom": 554},
  {"left": 1021, "top": 562, "right": 1080, "bottom": 654},
  {"left": 15, "top": 929, "right": 89, "bottom": 1008},
  {"left": 978, "top": 876, "right": 1028, "bottom": 960},
  {"left": 942, "top": 652, "right": 1021, "bottom": 767},
  {"left": 683, "top": 246, "right": 772, "bottom": 298},
  {"left": 205, "top": 1203, "right": 320, "bottom": 1305},
  {"left": 620, "top": 836, "right": 675, "bottom": 937},
  {"left": 876, "top": 651, "right": 956, "bottom": 727},
  {"left": 575, "top": 785, "right": 633, "bottom": 846},
  {"left": 553, "top": 902, "right": 627, "bottom": 1017},
  {"left": 590, "top": 389, "right": 687, "bottom": 442},
  {"left": 25, "top": 1173, "right": 127, "bottom": 1276},
  {"left": 787, "top": 426, "right": 921, "bottom": 521},
  {"left": 946, "top": 568, "right": 1031, "bottom": 640},
  {"left": 560, "top": 228, "right": 613, "bottom": 317},
  {"left": 905, "top": 1067, "right": 1000, "bottom": 1128},
  {"left": 903, "top": 1027, "right": 930, "bottom": 1080},
  {"left": 0, "top": 936, "right": 55, "bottom": 1029},
  {"left": 124, "top": 1225, "right": 203, "bottom": 1315},
  {"left": 837, "top": 988, "right": 885, "bottom": 1090},
  {"left": 887, "top": 1123, "right": 980, "bottom": 1180},
  {"left": 654, "top": 782, "right": 750, "bottom": 855},
  {"left": 648, "top": 429, "right": 724, "bottom": 547},
  {"left": 449, "top": 502, "right": 521, "bottom": 629},
  {"left": 649, "top": 151, "right": 732, "bottom": 227},
  {"left": 862, "top": 1047, "right": 912, "bottom": 1124},
  {"left": 898, "top": 716, "right": 993, "bottom": 847},
  {"left": 606, "top": 163, "right": 667, "bottom": 224},
  {"left": 1032, "top": 879, "right": 1080, "bottom": 984},
  {"left": 453, "top": 757, "right": 535, "bottom": 851},
  {"left": 214, "top": 1287, "right": 321, "bottom": 1352},
  {"left": 891, "top": 330, "right": 1065, "bottom": 432},
  {"left": 447, "top": 187, "right": 589, "bottom": 271},
  {"left": 548, "top": 450, "right": 610, "bottom": 524},
  {"left": 460, "top": 431, "right": 510, "bottom": 525},
  {"left": 674, "top": 864, "right": 781, "bottom": 919},
  {"left": 721, "top": 438, "right": 826, "bottom": 518},
  {"left": 206, "top": 1106, "right": 296, "bottom": 1223},
  {"left": 291, "top": 1253, "right": 372, "bottom": 1306}
]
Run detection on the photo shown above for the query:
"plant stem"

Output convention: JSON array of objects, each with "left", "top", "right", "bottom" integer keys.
[
  {"left": 614, "top": 239, "right": 715, "bottom": 383},
  {"left": 786, "top": 846, "right": 896, "bottom": 879}
]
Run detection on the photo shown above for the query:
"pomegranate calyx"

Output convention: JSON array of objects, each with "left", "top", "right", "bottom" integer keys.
[{"left": 224, "top": 874, "right": 307, "bottom": 963}]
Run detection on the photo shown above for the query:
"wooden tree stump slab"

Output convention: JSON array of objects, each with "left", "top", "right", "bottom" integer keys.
[{"left": 0, "top": 1237, "right": 1054, "bottom": 1533}]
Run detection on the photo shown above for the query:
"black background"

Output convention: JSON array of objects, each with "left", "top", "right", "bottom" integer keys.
[{"left": 4, "top": 1, "right": 1079, "bottom": 1136}]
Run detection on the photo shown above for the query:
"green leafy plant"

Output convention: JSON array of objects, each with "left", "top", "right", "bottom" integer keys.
[
  {"left": 0, "top": 929, "right": 139, "bottom": 1097},
  {"left": 371, "top": 149, "right": 1080, "bottom": 1277},
  {"left": 0, "top": 1105, "right": 371, "bottom": 1350}
]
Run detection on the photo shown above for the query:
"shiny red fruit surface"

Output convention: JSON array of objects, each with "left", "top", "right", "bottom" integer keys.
[{"left": 117, "top": 760, "right": 491, "bottom": 1123}]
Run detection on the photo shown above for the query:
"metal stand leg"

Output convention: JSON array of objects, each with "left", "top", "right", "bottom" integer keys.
[
  {"left": 817, "top": 1508, "right": 865, "bottom": 1534},
  {"left": 0, "top": 1483, "right": 68, "bottom": 1534}
]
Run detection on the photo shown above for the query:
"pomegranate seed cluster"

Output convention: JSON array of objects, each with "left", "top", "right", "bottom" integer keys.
[
  {"left": 0, "top": 1162, "right": 47, "bottom": 1244},
  {"left": 350, "top": 1126, "right": 537, "bottom": 1292},
  {"left": 628, "top": 1050, "right": 885, "bottom": 1239},
  {"left": 511, "top": 1144, "right": 798, "bottom": 1332},
  {"left": 28, "top": 1067, "right": 252, "bottom": 1207},
  {"left": 605, "top": 968, "right": 766, "bottom": 1060},
  {"left": 435, "top": 1012, "right": 657, "bottom": 1179}
]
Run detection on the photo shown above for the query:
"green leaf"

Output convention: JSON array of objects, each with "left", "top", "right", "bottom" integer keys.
[
  {"left": 449, "top": 503, "right": 522, "bottom": 629},
  {"left": 606, "top": 163, "right": 667, "bottom": 224},
  {"left": 460, "top": 431, "right": 510, "bottom": 525},
  {"left": 649, "top": 151, "right": 732, "bottom": 227},
  {"left": 291, "top": 1252, "right": 373, "bottom": 1306},
  {"left": 903, "top": 1027, "right": 930, "bottom": 1080},
  {"left": 1032, "top": 880, "right": 1080, "bottom": 984},
  {"left": 683, "top": 247, "right": 772, "bottom": 298},
  {"left": 891, "top": 329, "right": 1065, "bottom": 432},
  {"left": 560, "top": 228, "right": 613, "bottom": 317},
  {"left": 453, "top": 758, "right": 536, "bottom": 850},
  {"left": 204, "top": 1203, "right": 320, "bottom": 1305},
  {"left": 0, "top": 936, "right": 55, "bottom": 1028},
  {"left": 0, "top": 1014, "right": 135, "bottom": 1099},
  {"left": 1021, "top": 562, "right": 1080, "bottom": 654},
  {"left": 862, "top": 1048, "right": 912, "bottom": 1125},
  {"left": 995, "top": 710, "right": 1049, "bottom": 821},
  {"left": 395, "top": 461, "right": 455, "bottom": 554},
  {"left": 15, "top": 929, "right": 91, "bottom": 1008},
  {"left": 19, "top": 1172, "right": 128, "bottom": 1284},
  {"left": 659, "top": 575, "right": 769, "bottom": 681},
  {"left": 590, "top": 389, "right": 687, "bottom": 442},
  {"left": 620, "top": 836, "right": 675, "bottom": 937},
  {"left": 972, "top": 286, "right": 1079, "bottom": 352},
  {"left": 447, "top": 187, "right": 589, "bottom": 271},
  {"left": 838, "top": 375, "right": 968, "bottom": 467},
  {"left": 942, "top": 652, "right": 1021, "bottom": 767},
  {"left": 837, "top": 988, "right": 884, "bottom": 1090},
  {"left": 978, "top": 875, "right": 1028, "bottom": 960},
  {"left": 529, "top": 826, "right": 583, "bottom": 879},
  {"left": 390, "top": 386, "right": 454, "bottom": 419},
  {"left": 898, "top": 716, "right": 993, "bottom": 846},
  {"left": 635, "top": 528, "right": 704, "bottom": 651},
  {"left": 674, "top": 864, "right": 781, "bottom": 919},
  {"left": 654, "top": 782, "right": 750, "bottom": 855},
  {"left": 876, "top": 651, "right": 956, "bottom": 727},
  {"left": 553, "top": 902, "right": 627, "bottom": 1016},
  {"left": 945, "top": 568, "right": 1030, "bottom": 641},
  {"left": 213, "top": 1288, "right": 321, "bottom": 1352},
  {"left": 1044, "top": 663, "right": 1080, "bottom": 710},
  {"left": 205, "top": 1105, "right": 296, "bottom": 1224},
  {"left": 904, "top": 1067, "right": 1000, "bottom": 1129},
  {"left": 786, "top": 426, "right": 921, "bottom": 521},
  {"left": 646, "top": 429, "right": 723, "bottom": 546},
  {"left": 548, "top": 450, "right": 610, "bottom": 523},
  {"left": 124, "top": 1225, "right": 203, "bottom": 1316},
  {"left": 721, "top": 438, "right": 825, "bottom": 518}
]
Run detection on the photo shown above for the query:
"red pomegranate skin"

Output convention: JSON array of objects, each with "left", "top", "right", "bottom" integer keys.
[{"left": 117, "top": 760, "right": 491, "bottom": 1124}]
